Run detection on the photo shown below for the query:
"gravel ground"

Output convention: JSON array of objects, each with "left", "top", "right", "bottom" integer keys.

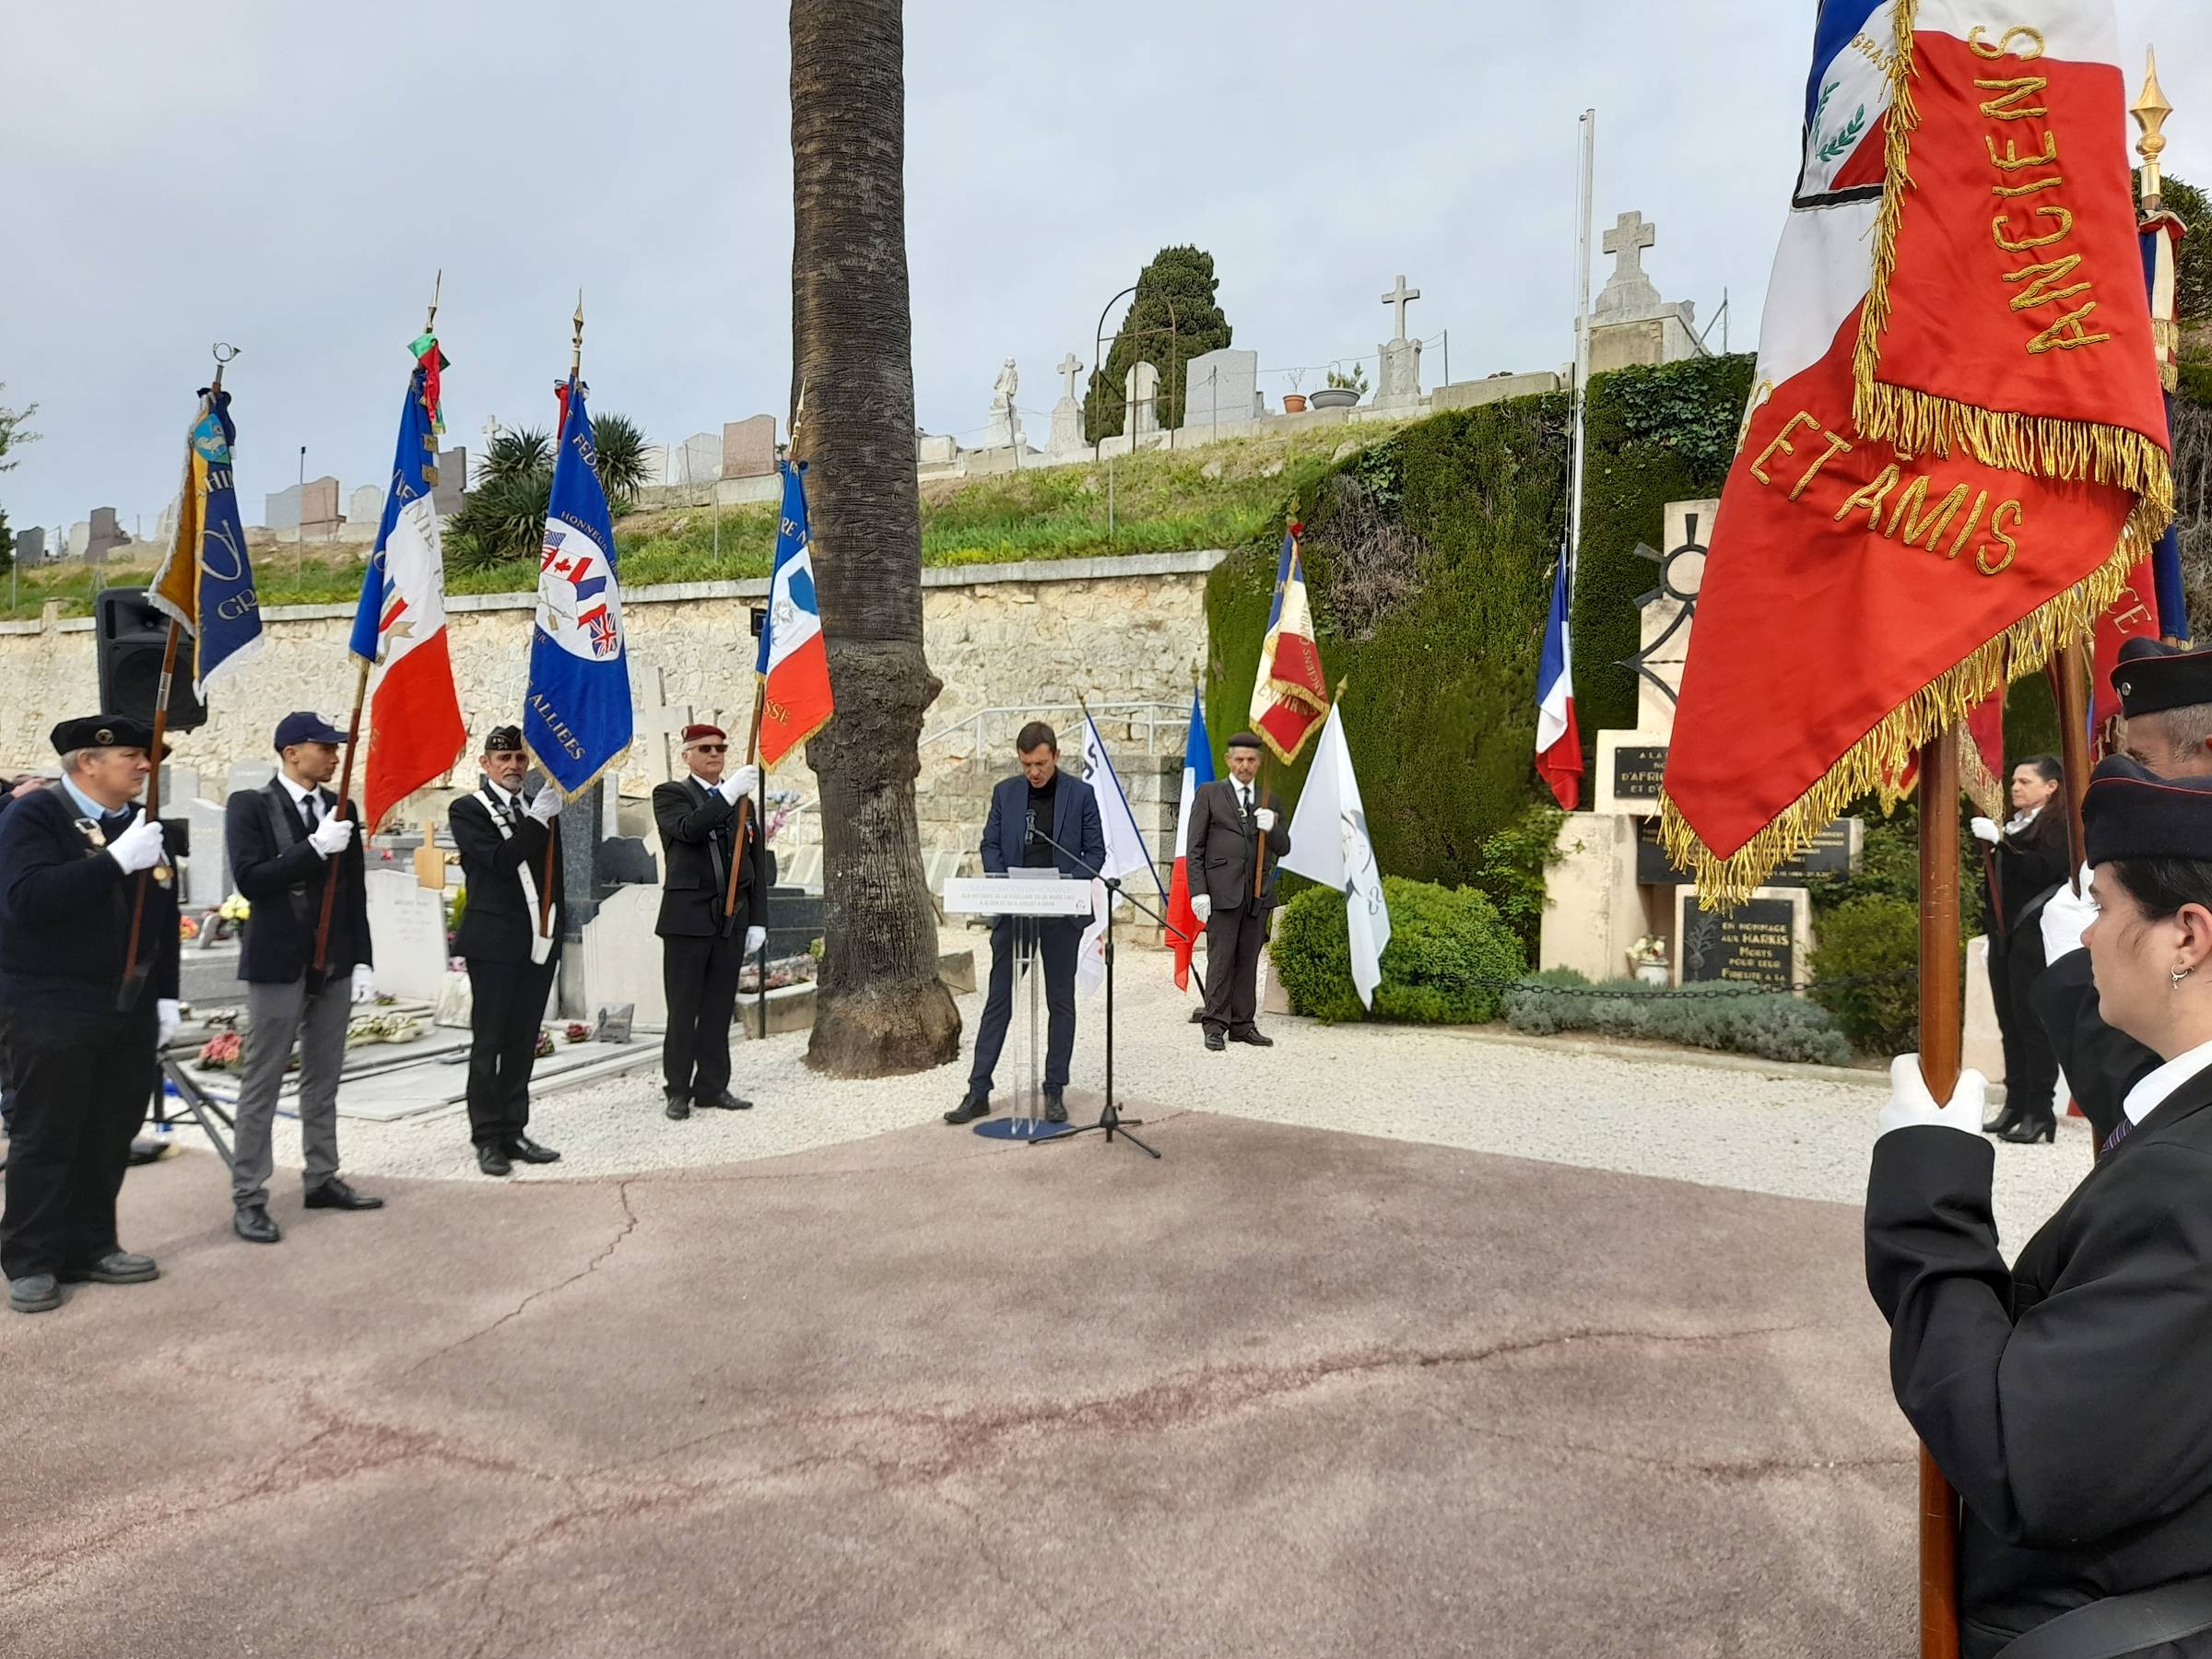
[{"left": 218, "top": 927, "right": 2098, "bottom": 1255}]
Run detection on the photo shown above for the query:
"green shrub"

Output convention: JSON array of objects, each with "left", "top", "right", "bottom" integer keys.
[
  {"left": 1272, "top": 877, "right": 1526, "bottom": 1025},
  {"left": 1475, "top": 801, "right": 1566, "bottom": 963},
  {"left": 1808, "top": 896, "right": 1923, "bottom": 1054},
  {"left": 1501, "top": 969, "right": 1851, "bottom": 1065}
]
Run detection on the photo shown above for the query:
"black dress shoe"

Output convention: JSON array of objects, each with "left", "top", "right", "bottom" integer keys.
[
  {"left": 506, "top": 1137, "right": 562, "bottom": 1164},
  {"left": 1230, "top": 1029, "right": 1275, "bottom": 1047},
  {"left": 944, "top": 1093, "right": 991, "bottom": 1124},
  {"left": 1043, "top": 1092, "right": 1068, "bottom": 1124},
  {"left": 8, "top": 1273, "right": 60, "bottom": 1313},
  {"left": 665, "top": 1088, "right": 692, "bottom": 1122},
  {"left": 698, "top": 1089, "right": 753, "bottom": 1112},
  {"left": 1204, "top": 1028, "right": 1226, "bottom": 1052},
  {"left": 477, "top": 1144, "right": 514, "bottom": 1178},
  {"left": 305, "top": 1177, "right": 384, "bottom": 1211},
  {"left": 233, "top": 1206, "right": 283, "bottom": 1245}
]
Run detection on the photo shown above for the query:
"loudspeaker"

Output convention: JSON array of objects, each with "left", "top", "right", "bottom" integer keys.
[{"left": 95, "top": 587, "right": 207, "bottom": 734}]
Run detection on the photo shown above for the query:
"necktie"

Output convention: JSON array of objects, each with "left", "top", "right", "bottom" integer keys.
[
  {"left": 2101, "top": 1114, "right": 2133, "bottom": 1157},
  {"left": 1241, "top": 786, "right": 1254, "bottom": 826},
  {"left": 300, "top": 793, "right": 319, "bottom": 832}
]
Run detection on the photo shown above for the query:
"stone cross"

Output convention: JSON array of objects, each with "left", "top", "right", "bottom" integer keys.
[
  {"left": 1057, "top": 354, "right": 1083, "bottom": 402},
  {"left": 629, "top": 659, "right": 695, "bottom": 783},
  {"left": 1602, "top": 211, "right": 1656, "bottom": 286},
  {"left": 1381, "top": 274, "right": 1421, "bottom": 342}
]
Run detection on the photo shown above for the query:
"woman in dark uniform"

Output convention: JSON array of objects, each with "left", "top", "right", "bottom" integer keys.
[
  {"left": 1868, "top": 756, "right": 2212, "bottom": 1658},
  {"left": 1975, "top": 756, "right": 2072, "bottom": 1142}
]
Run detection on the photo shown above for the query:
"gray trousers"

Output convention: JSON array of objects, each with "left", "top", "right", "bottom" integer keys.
[{"left": 233, "top": 976, "right": 350, "bottom": 1210}]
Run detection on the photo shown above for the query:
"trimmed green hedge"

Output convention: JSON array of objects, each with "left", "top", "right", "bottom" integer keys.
[
  {"left": 1501, "top": 969, "right": 1852, "bottom": 1065},
  {"left": 1807, "top": 896, "right": 1923, "bottom": 1054},
  {"left": 1272, "top": 877, "right": 1525, "bottom": 1025}
]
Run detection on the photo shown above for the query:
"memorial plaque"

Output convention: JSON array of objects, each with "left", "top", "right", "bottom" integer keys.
[
  {"left": 1638, "top": 818, "right": 1858, "bottom": 888},
  {"left": 1677, "top": 895, "right": 1799, "bottom": 992},
  {"left": 1610, "top": 744, "right": 1668, "bottom": 805}
]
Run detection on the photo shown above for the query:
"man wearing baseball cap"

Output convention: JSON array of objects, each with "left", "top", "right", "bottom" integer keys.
[
  {"left": 220, "top": 712, "right": 382, "bottom": 1245},
  {"left": 652, "top": 723, "right": 768, "bottom": 1119},
  {"left": 0, "top": 714, "right": 177, "bottom": 1313}
]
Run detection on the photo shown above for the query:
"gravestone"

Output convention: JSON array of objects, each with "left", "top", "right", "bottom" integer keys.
[
  {"left": 300, "top": 477, "right": 342, "bottom": 537},
  {"left": 917, "top": 433, "right": 961, "bottom": 466},
  {"left": 14, "top": 527, "right": 43, "bottom": 564},
  {"left": 723, "top": 415, "right": 777, "bottom": 479},
  {"left": 1124, "top": 361, "right": 1160, "bottom": 437},
  {"left": 1377, "top": 340, "right": 1423, "bottom": 406},
  {"left": 1182, "top": 347, "right": 1259, "bottom": 429},
  {"left": 364, "top": 868, "right": 453, "bottom": 1000},
  {"left": 182, "top": 796, "right": 227, "bottom": 908},
  {"left": 1046, "top": 353, "right": 1086, "bottom": 457},
  {"left": 225, "top": 759, "right": 276, "bottom": 797},
  {"left": 433, "top": 448, "right": 467, "bottom": 514},
  {"left": 1583, "top": 209, "right": 1703, "bottom": 374},
  {"left": 87, "top": 507, "right": 130, "bottom": 564},
  {"left": 65, "top": 522, "right": 88, "bottom": 560},
  {"left": 630, "top": 659, "right": 695, "bottom": 782},
  {"left": 265, "top": 485, "right": 302, "bottom": 534},
  {"left": 1673, "top": 886, "right": 1813, "bottom": 992},
  {"left": 349, "top": 485, "right": 385, "bottom": 531},
  {"left": 1637, "top": 816, "right": 1861, "bottom": 888},
  {"left": 673, "top": 432, "right": 721, "bottom": 487}
]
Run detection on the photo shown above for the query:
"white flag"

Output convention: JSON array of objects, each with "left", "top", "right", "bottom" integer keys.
[
  {"left": 1077, "top": 712, "right": 1164, "bottom": 998},
  {"left": 1280, "top": 705, "right": 1390, "bottom": 1009}
]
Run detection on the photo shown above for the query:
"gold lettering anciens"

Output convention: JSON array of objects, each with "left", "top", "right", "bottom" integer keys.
[
  {"left": 1748, "top": 410, "right": 2022, "bottom": 578},
  {"left": 1972, "top": 29, "right": 2107, "bottom": 357}
]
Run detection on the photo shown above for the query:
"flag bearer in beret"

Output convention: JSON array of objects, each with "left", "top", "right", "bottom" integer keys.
[
  {"left": 450, "top": 725, "right": 567, "bottom": 1177},
  {"left": 1188, "top": 731, "right": 1292, "bottom": 1053},
  {"left": 0, "top": 715, "right": 177, "bottom": 1314},
  {"left": 1868, "top": 758, "right": 2212, "bottom": 1656},
  {"left": 2033, "top": 640, "right": 2212, "bottom": 1148},
  {"left": 223, "top": 712, "right": 383, "bottom": 1245},
  {"left": 652, "top": 723, "right": 767, "bottom": 1121}
]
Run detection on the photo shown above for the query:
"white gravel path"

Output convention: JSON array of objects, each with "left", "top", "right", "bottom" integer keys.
[{"left": 197, "top": 927, "right": 2100, "bottom": 1253}]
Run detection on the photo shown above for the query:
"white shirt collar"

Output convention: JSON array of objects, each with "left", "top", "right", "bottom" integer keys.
[
  {"left": 2124, "top": 1035, "right": 2212, "bottom": 1125},
  {"left": 59, "top": 772, "right": 115, "bottom": 821},
  {"left": 484, "top": 778, "right": 519, "bottom": 808}
]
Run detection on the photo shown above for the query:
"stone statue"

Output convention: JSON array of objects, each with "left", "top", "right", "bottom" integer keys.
[{"left": 984, "top": 359, "right": 1023, "bottom": 450}]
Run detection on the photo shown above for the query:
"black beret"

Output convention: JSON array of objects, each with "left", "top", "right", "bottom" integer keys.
[
  {"left": 482, "top": 724, "right": 524, "bottom": 754},
  {"left": 50, "top": 714, "right": 160, "bottom": 756},
  {"left": 2112, "top": 638, "right": 2212, "bottom": 719},
  {"left": 1225, "top": 732, "right": 1264, "bottom": 752},
  {"left": 2084, "top": 756, "right": 2212, "bottom": 865}
]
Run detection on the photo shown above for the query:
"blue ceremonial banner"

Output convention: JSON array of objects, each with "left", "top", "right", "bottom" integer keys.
[
  {"left": 149, "top": 384, "right": 263, "bottom": 693},
  {"left": 524, "top": 376, "right": 632, "bottom": 795}
]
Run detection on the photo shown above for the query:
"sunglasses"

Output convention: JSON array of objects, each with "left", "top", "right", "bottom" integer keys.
[{"left": 692, "top": 743, "right": 728, "bottom": 754}]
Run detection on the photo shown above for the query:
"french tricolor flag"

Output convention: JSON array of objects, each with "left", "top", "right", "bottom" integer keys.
[
  {"left": 755, "top": 459, "right": 835, "bottom": 768},
  {"left": 1535, "top": 550, "right": 1581, "bottom": 811},
  {"left": 1166, "top": 689, "right": 1213, "bottom": 991}
]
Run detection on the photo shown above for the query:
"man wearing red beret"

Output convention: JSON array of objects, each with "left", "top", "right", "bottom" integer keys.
[{"left": 652, "top": 724, "right": 770, "bottom": 1119}]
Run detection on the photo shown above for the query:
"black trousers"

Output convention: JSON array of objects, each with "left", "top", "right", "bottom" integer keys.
[
  {"left": 662, "top": 932, "right": 747, "bottom": 1099},
  {"left": 0, "top": 1006, "right": 156, "bottom": 1280},
  {"left": 465, "top": 955, "right": 558, "bottom": 1148},
  {"left": 1202, "top": 903, "right": 1269, "bottom": 1035},
  {"left": 1989, "top": 925, "right": 2058, "bottom": 1125},
  {"left": 969, "top": 916, "right": 1078, "bottom": 1095}
]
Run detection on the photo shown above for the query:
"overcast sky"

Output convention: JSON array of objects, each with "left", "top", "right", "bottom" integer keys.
[{"left": 6, "top": 1, "right": 2207, "bottom": 535}]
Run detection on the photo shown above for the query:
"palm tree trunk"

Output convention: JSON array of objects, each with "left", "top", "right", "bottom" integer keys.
[{"left": 792, "top": 0, "right": 960, "bottom": 1077}]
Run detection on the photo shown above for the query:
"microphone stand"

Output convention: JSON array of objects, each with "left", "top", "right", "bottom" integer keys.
[{"left": 1030, "top": 826, "right": 1168, "bottom": 1160}]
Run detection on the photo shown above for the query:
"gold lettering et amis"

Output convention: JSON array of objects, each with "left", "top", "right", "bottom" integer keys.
[{"left": 1748, "top": 411, "right": 2021, "bottom": 576}]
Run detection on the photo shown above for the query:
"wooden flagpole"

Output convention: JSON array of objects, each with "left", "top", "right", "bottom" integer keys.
[
  {"left": 537, "top": 292, "right": 583, "bottom": 942},
  {"left": 1916, "top": 725, "right": 1964, "bottom": 1659},
  {"left": 722, "top": 698, "right": 766, "bottom": 927}
]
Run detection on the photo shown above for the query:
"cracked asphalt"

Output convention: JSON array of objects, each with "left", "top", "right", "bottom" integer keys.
[{"left": 2, "top": 1109, "right": 1920, "bottom": 1658}]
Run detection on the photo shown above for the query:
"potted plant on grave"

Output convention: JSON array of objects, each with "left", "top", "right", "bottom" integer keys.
[
  {"left": 1281, "top": 368, "right": 1309, "bottom": 415},
  {"left": 1627, "top": 935, "right": 1672, "bottom": 987},
  {"left": 1309, "top": 362, "right": 1368, "bottom": 410}
]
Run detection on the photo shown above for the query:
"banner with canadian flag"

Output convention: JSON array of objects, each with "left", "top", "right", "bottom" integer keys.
[{"left": 1663, "top": 0, "right": 2171, "bottom": 904}]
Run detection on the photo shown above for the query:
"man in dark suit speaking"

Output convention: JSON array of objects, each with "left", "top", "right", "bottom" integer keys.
[
  {"left": 652, "top": 723, "right": 768, "bottom": 1122},
  {"left": 946, "top": 721, "right": 1105, "bottom": 1126},
  {"left": 1187, "top": 732, "right": 1291, "bottom": 1052}
]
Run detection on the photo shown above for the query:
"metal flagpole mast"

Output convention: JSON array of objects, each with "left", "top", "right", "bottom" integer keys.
[{"left": 1568, "top": 109, "right": 1595, "bottom": 575}]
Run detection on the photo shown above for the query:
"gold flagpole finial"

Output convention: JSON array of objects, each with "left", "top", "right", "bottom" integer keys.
[
  {"left": 426, "top": 269, "right": 442, "bottom": 333},
  {"left": 2134, "top": 47, "right": 2173, "bottom": 209},
  {"left": 571, "top": 291, "right": 585, "bottom": 378}
]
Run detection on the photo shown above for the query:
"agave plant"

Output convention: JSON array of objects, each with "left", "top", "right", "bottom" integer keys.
[
  {"left": 477, "top": 427, "right": 553, "bottom": 490},
  {"left": 448, "top": 467, "right": 550, "bottom": 571},
  {"left": 587, "top": 411, "right": 654, "bottom": 504}
]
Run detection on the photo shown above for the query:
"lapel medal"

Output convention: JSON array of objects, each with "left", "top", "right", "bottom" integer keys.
[{"left": 75, "top": 816, "right": 107, "bottom": 850}]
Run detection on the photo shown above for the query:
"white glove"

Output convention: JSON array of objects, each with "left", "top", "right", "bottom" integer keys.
[
  {"left": 351, "top": 965, "right": 376, "bottom": 1004},
  {"left": 156, "top": 998, "right": 181, "bottom": 1046},
  {"left": 309, "top": 814, "right": 355, "bottom": 858},
  {"left": 1970, "top": 817, "right": 2001, "bottom": 845},
  {"left": 745, "top": 924, "right": 767, "bottom": 956},
  {"left": 717, "top": 775, "right": 743, "bottom": 805},
  {"left": 2040, "top": 865, "right": 2097, "bottom": 963},
  {"left": 1192, "top": 894, "right": 1213, "bottom": 924},
  {"left": 1877, "top": 1053, "right": 1989, "bottom": 1141},
  {"left": 107, "top": 817, "right": 167, "bottom": 874},
  {"left": 727, "top": 764, "right": 759, "bottom": 798},
  {"left": 525, "top": 787, "right": 562, "bottom": 824},
  {"left": 1254, "top": 807, "right": 1277, "bottom": 831}
]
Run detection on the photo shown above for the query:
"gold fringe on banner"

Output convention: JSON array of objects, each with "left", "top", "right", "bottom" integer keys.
[
  {"left": 1850, "top": 0, "right": 2174, "bottom": 517},
  {"left": 1660, "top": 493, "right": 2166, "bottom": 909},
  {"left": 1959, "top": 729, "right": 2006, "bottom": 822}
]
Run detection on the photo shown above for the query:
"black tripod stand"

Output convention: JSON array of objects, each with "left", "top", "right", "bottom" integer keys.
[
  {"left": 153, "top": 1055, "right": 238, "bottom": 1171},
  {"left": 1030, "top": 829, "right": 1176, "bottom": 1160}
]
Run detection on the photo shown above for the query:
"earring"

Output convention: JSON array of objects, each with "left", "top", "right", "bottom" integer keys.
[{"left": 2174, "top": 965, "right": 2194, "bottom": 991}]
